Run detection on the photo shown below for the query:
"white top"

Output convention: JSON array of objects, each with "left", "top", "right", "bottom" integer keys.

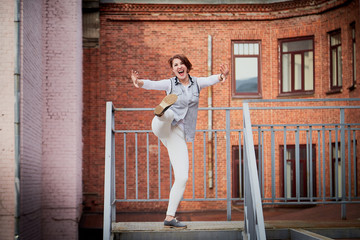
[{"left": 141, "top": 74, "right": 220, "bottom": 91}]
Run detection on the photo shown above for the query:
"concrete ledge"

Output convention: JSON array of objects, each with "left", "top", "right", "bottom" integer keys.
[{"left": 112, "top": 221, "right": 244, "bottom": 232}]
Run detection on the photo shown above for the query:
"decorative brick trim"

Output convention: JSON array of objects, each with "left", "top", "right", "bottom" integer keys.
[{"left": 102, "top": 0, "right": 349, "bottom": 21}]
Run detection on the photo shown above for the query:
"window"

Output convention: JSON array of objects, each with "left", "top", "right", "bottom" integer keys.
[
  {"left": 280, "top": 37, "right": 314, "bottom": 95},
  {"left": 350, "top": 22, "right": 356, "bottom": 90},
  {"left": 331, "top": 142, "right": 342, "bottom": 198},
  {"left": 330, "top": 30, "right": 342, "bottom": 90},
  {"left": 280, "top": 145, "right": 316, "bottom": 199},
  {"left": 232, "top": 145, "right": 259, "bottom": 199},
  {"left": 232, "top": 41, "right": 261, "bottom": 98}
]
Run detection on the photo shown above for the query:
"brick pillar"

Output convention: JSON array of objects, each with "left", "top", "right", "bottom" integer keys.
[
  {"left": 0, "top": 0, "right": 16, "bottom": 239},
  {"left": 42, "top": 0, "right": 83, "bottom": 239}
]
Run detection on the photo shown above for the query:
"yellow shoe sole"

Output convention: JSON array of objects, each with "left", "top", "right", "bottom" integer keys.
[{"left": 154, "top": 94, "right": 178, "bottom": 117}]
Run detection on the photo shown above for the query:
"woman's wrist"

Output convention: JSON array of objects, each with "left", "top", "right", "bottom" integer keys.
[{"left": 219, "top": 73, "right": 226, "bottom": 81}]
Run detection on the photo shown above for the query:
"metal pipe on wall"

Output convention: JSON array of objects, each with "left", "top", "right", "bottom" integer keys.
[
  {"left": 207, "top": 35, "right": 213, "bottom": 189},
  {"left": 14, "top": 0, "right": 21, "bottom": 239}
]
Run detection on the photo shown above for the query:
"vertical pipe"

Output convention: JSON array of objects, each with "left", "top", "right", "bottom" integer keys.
[
  {"left": 207, "top": 35, "right": 213, "bottom": 189},
  {"left": 14, "top": 0, "right": 21, "bottom": 238}
]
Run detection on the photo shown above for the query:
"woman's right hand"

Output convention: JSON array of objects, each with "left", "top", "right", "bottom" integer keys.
[{"left": 131, "top": 70, "right": 143, "bottom": 88}]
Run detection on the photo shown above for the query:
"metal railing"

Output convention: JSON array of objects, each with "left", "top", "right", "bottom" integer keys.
[
  {"left": 243, "top": 102, "right": 266, "bottom": 240},
  {"left": 103, "top": 98, "right": 360, "bottom": 240}
]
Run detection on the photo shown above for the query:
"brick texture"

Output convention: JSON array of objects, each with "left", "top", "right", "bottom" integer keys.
[
  {"left": 0, "top": 0, "right": 16, "bottom": 239},
  {"left": 41, "top": 0, "right": 83, "bottom": 239},
  {"left": 83, "top": 0, "right": 359, "bottom": 222},
  {"left": 19, "top": 0, "right": 44, "bottom": 239}
]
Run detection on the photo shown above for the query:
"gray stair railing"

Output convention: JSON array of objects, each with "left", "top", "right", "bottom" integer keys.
[{"left": 243, "top": 102, "right": 266, "bottom": 240}]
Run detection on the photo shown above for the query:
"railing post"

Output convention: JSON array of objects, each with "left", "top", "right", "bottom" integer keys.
[
  {"left": 340, "top": 108, "right": 346, "bottom": 220},
  {"left": 104, "top": 101, "right": 115, "bottom": 240},
  {"left": 226, "top": 109, "right": 232, "bottom": 221}
]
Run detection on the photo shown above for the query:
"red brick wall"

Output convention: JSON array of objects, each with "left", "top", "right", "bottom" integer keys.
[{"left": 82, "top": 0, "right": 360, "bottom": 215}]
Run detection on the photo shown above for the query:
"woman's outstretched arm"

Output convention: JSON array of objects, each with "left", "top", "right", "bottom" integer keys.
[{"left": 131, "top": 70, "right": 171, "bottom": 92}]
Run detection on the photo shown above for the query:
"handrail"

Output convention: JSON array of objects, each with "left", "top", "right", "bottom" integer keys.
[
  {"left": 243, "top": 102, "right": 266, "bottom": 240},
  {"left": 103, "top": 98, "right": 360, "bottom": 239}
]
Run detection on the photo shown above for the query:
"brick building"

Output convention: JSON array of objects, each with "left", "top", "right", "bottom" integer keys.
[
  {"left": 0, "top": 0, "right": 359, "bottom": 239},
  {"left": 82, "top": 0, "right": 360, "bottom": 227}
]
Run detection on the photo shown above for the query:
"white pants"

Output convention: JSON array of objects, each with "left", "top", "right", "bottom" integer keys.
[{"left": 151, "top": 110, "right": 189, "bottom": 217}]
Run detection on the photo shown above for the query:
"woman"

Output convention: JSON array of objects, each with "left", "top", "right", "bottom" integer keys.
[{"left": 131, "top": 54, "right": 229, "bottom": 228}]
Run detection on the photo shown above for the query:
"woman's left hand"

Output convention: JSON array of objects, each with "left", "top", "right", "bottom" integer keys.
[{"left": 219, "top": 64, "right": 229, "bottom": 82}]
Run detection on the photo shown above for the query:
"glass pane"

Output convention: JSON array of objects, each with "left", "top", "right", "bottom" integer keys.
[
  {"left": 304, "top": 52, "right": 314, "bottom": 90},
  {"left": 235, "top": 57, "right": 258, "bottom": 93},
  {"left": 332, "top": 48, "right": 337, "bottom": 86},
  {"left": 244, "top": 44, "right": 249, "bottom": 55},
  {"left": 254, "top": 43, "right": 259, "bottom": 55},
  {"left": 283, "top": 39, "right": 313, "bottom": 52},
  {"left": 354, "top": 43, "right": 357, "bottom": 82},
  {"left": 294, "top": 54, "right": 302, "bottom": 90},
  {"left": 338, "top": 46, "right": 342, "bottom": 86},
  {"left": 331, "top": 33, "right": 341, "bottom": 46},
  {"left": 234, "top": 44, "right": 239, "bottom": 55},
  {"left": 352, "top": 28, "right": 355, "bottom": 39},
  {"left": 286, "top": 161, "right": 292, "bottom": 198},
  {"left": 282, "top": 54, "right": 292, "bottom": 92},
  {"left": 249, "top": 44, "right": 254, "bottom": 55},
  {"left": 239, "top": 44, "right": 244, "bottom": 55}
]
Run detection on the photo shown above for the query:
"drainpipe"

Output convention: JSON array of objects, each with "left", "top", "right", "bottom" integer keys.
[
  {"left": 207, "top": 35, "right": 213, "bottom": 189},
  {"left": 14, "top": 0, "right": 21, "bottom": 239}
]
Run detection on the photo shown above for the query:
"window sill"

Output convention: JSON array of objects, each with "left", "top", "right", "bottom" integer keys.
[
  {"left": 232, "top": 94, "right": 262, "bottom": 99},
  {"left": 277, "top": 91, "right": 314, "bottom": 98},
  {"left": 348, "top": 83, "right": 357, "bottom": 91},
  {"left": 326, "top": 88, "right": 342, "bottom": 95}
]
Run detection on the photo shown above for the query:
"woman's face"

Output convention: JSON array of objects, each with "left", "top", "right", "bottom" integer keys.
[{"left": 172, "top": 58, "right": 188, "bottom": 81}]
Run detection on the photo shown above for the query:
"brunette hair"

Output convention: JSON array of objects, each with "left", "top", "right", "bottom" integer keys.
[{"left": 168, "top": 54, "right": 193, "bottom": 73}]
